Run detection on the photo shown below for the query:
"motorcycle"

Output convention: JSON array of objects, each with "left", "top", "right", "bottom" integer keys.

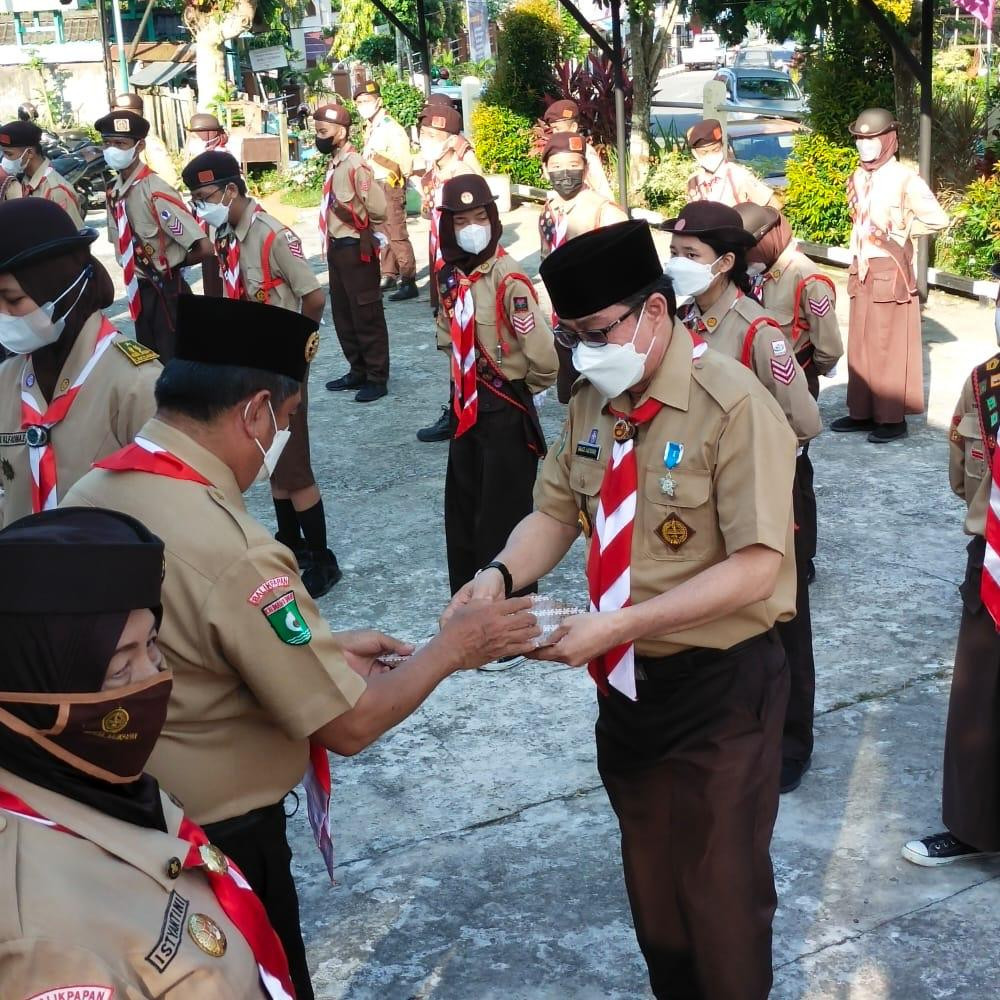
[{"left": 49, "top": 133, "right": 114, "bottom": 216}]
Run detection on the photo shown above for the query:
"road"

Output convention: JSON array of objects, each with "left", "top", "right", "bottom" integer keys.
[{"left": 650, "top": 67, "right": 714, "bottom": 140}]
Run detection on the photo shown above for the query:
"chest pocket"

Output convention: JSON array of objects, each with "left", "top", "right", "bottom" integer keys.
[
  {"left": 642, "top": 467, "right": 716, "bottom": 562},
  {"left": 570, "top": 459, "right": 606, "bottom": 528},
  {"left": 957, "top": 413, "right": 986, "bottom": 482}
]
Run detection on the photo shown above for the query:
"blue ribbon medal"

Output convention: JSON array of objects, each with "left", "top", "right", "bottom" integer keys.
[{"left": 660, "top": 441, "right": 684, "bottom": 496}]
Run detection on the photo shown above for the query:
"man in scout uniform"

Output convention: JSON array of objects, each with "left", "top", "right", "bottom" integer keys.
[
  {"left": 831, "top": 108, "right": 948, "bottom": 443},
  {"left": 355, "top": 80, "right": 418, "bottom": 302},
  {"left": 0, "top": 198, "right": 159, "bottom": 529},
  {"left": 542, "top": 99, "right": 613, "bottom": 200},
  {"left": 737, "top": 200, "right": 844, "bottom": 585},
  {"left": 97, "top": 108, "right": 214, "bottom": 362},
  {"left": 903, "top": 282, "right": 1000, "bottom": 868},
  {"left": 415, "top": 100, "right": 484, "bottom": 443},
  {"left": 113, "top": 92, "right": 182, "bottom": 186},
  {"left": 0, "top": 506, "right": 296, "bottom": 999},
  {"left": 436, "top": 174, "right": 557, "bottom": 595},
  {"left": 0, "top": 118, "right": 83, "bottom": 227},
  {"left": 312, "top": 103, "right": 391, "bottom": 403},
  {"left": 447, "top": 219, "right": 797, "bottom": 1000},
  {"left": 182, "top": 149, "right": 339, "bottom": 598},
  {"left": 63, "top": 293, "right": 540, "bottom": 1000},
  {"left": 685, "top": 118, "right": 779, "bottom": 208}
]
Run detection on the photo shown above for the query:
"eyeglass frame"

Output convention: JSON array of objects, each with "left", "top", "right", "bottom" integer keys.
[{"left": 553, "top": 297, "right": 647, "bottom": 350}]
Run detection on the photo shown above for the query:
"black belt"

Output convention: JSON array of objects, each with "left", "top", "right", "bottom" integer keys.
[
  {"left": 635, "top": 628, "right": 777, "bottom": 677},
  {"left": 330, "top": 236, "right": 360, "bottom": 248}
]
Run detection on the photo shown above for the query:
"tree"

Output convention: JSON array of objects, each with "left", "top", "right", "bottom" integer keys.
[{"left": 183, "top": 1, "right": 256, "bottom": 111}]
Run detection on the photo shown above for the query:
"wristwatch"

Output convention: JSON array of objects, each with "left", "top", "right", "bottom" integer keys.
[{"left": 477, "top": 560, "right": 513, "bottom": 598}]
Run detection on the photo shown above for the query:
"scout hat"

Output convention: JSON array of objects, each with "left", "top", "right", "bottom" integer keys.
[
  {"left": 174, "top": 296, "right": 319, "bottom": 382},
  {"left": 440, "top": 174, "right": 496, "bottom": 212},
  {"left": 425, "top": 93, "right": 454, "bottom": 106},
  {"left": 686, "top": 118, "right": 724, "bottom": 149},
  {"left": 181, "top": 150, "right": 242, "bottom": 191},
  {"left": 353, "top": 80, "right": 381, "bottom": 100},
  {"left": 187, "top": 112, "right": 224, "bottom": 133},
  {"left": 112, "top": 93, "right": 144, "bottom": 113},
  {"left": 0, "top": 198, "right": 97, "bottom": 272},
  {"left": 313, "top": 103, "right": 351, "bottom": 127},
  {"left": 848, "top": 108, "right": 899, "bottom": 137},
  {"left": 418, "top": 103, "right": 462, "bottom": 134},
  {"left": 540, "top": 220, "right": 662, "bottom": 320},
  {"left": 94, "top": 110, "right": 150, "bottom": 141},
  {"left": 734, "top": 202, "right": 780, "bottom": 242},
  {"left": 543, "top": 99, "right": 579, "bottom": 124},
  {"left": 542, "top": 132, "right": 587, "bottom": 163},
  {"left": 663, "top": 201, "right": 756, "bottom": 247},
  {"left": 0, "top": 120, "right": 41, "bottom": 148}
]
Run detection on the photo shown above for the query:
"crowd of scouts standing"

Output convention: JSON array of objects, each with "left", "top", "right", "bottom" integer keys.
[{"left": 0, "top": 76, "right": 994, "bottom": 1000}]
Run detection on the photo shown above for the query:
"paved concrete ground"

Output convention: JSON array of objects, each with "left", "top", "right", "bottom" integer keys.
[{"left": 93, "top": 201, "right": 1000, "bottom": 999}]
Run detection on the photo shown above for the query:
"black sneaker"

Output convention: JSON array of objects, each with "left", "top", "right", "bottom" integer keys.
[
  {"left": 301, "top": 548, "right": 342, "bottom": 598},
  {"left": 416, "top": 405, "right": 452, "bottom": 442},
  {"left": 780, "top": 757, "right": 811, "bottom": 794},
  {"left": 380, "top": 275, "right": 398, "bottom": 291},
  {"left": 902, "top": 832, "right": 996, "bottom": 867},
  {"left": 325, "top": 372, "right": 366, "bottom": 392},
  {"left": 868, "top": 421, "right": 908, "bottom": 443},
  {"left": 830, "top": 416, "right": 876, "bottom": 433},
  {"left": 388, "top": 280, "right": 419, "bottom": 302},
  {"left": 354, "top": 382, "right": 387, "bottom": 402}
]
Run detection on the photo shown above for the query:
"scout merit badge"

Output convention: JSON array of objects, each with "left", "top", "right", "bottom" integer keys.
[{"left": 660, "top": 441, "right": 683, "bottom": 496}]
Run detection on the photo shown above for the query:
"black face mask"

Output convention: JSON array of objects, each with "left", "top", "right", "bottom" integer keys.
[
  {"left": 549, "top": 168, "right": 585, "bottom": 199},
  {"left": 315, "top": 135, "right": 336, "bottom": 155}
]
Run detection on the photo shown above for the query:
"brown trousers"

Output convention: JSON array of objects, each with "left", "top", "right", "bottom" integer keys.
[
  {"left": 270, "top": 369, "right": 314, "bottom": 492},
  {"left": 376, "top": 182, "right": 416, "bottom": 282},
  {"left": 597, "top": 630, "right": 789, "bottom": 1000},
  {"left": 942, "top": 538, "right": 1000, "bottom": 851},
  {"left": 136, "top": 271, "right": 190, "bottom": 363},
  {"left": 327, "top": 238, "right": 389, "bottom": 385},
  {"left": 846, "top": 256, "right": 924, "bottom": 423}
]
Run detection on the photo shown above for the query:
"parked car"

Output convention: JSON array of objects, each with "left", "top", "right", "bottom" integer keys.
[
  {"left": 681, "top": 31, "right": 725, "bottom": 70},
  {"left": 726, "top": 118, "right": 806, "bottom": 190},
  {"left": 712, "top": 67, "right": 807, "bottom": 119},
  {"left": 733, "top": 46, "right": 797, "bottom": 72}
]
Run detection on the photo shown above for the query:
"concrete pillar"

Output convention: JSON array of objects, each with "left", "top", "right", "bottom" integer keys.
[{"left": 461, "top": 75, "right": 481, "bottom": 136}]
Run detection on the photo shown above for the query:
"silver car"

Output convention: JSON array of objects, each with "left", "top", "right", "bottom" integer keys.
[{"left": 712, "top": 67, "right": 807, "bottom": 119}]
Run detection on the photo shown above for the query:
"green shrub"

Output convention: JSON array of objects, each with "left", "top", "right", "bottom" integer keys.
[
  {"left": 783, "top": 132, "right": 858, "bottom": 246},
  {"left": 483, "top": 0, "right": 561, "bottom": 118},
  {"left": 471, "top": 103, "right": 544, "bottom": 186},
  {"left": 641, "top": 149, "right": 691, "bottom": 216},
  {"left": 933, "top": 173, "right": 1000, "bottom": 279},
  {"left": 378, "top": 79, "right": 424, "bottom": 129},
  {"left": 354, "top": 34, "right": 397, "bottom": 66}
]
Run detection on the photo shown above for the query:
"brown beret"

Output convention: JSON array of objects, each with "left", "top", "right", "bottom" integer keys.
[
  {"left": 418, "top": 104, "right": 462, "bottom": 134},
  {"left": 313, "top": 104, "right": 351, "bottom": 127},
  {"left": 353, "top": 80, "right": 381, "bottom": 100},
  {"left": 686, "top": 118, "right": 724, "bottom": 149},
  {"left": 663, "top": 201, "right": 756, "bottom": 247},
  {"left": 543, "top": 100, "right": 579, "bottom": 124},
  {"left": 542, "top": 132, "right": 587, "bottom": 163}
]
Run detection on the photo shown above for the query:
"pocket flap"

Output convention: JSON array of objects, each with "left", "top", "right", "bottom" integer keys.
[
  {"left": 571, "top": 461, "right": 606, "bottom": 497},
  {"left": 957, "top": 413, "right": 982, "bottom": 439},
  {"left": 644, "top": 467, "right": 712, "bottom": 508}
]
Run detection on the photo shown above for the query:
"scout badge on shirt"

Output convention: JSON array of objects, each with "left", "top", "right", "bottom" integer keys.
[
  {"left": 160, "top": 207, "right": 184, "bottom": 237},
  {"left": 261, "top": 592, "right": 312, "bottom": 645},
  {"left": 660, "top": 441, "right": 683, "bottom": 496}
]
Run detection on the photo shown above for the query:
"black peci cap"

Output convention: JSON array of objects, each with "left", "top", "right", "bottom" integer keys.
[
  {"left": 174, "top": 296, "right": 320, "bottom": 383},
  {"left": 0, "top": 507, "right": 164, "bottom": 615},
  {"left": 0, "top": 120, "right": 42, "bottom": 148},
  {"left": 94, "top": 110, "right": 150, "bottom": 141},
  {"left": 181, "top": 150, "right": 243, "bottom": 191},
  {"left": 0, "top": 199, "right": 97, "bottom": 272},
  {"left": 540, "top": 220, "right": 663, "bottom": 320},
  {"left": 662, "top": 201, "right": 756, "bottom": 247}
]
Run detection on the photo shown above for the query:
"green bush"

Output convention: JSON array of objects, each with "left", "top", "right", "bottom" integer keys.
[
  {"left": 378, "top": 79, "right": 424, "bottom": 129},
  {"left": 933, "top": 173, "right": 1000, "bottom": 279},
  {"left": 483, "top": 0, "right": 560, "bottom": 118},
  {"left": 471, "top": 103, "right": 544, "bottom": 186},
  {"left": 354, "top": 34, "right": 397, "bottom": 66},
  {"left": 641, "top": 149, "right": 691, "bottom": 216},
  {"left": 783, "top": 132, "right": 858, "bottom": 246}
]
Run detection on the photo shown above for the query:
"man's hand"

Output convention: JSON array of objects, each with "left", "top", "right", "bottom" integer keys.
[
  {"left": 335, "top": 629, "right": 414, "bottom": 679},
  {"left": 530, "top": 611, "right": 625, "bottom": 668},
  {"left": 438, "top": 597, "right": 540, "bottom": 669},
  {"left": 440, "top": 567, "right": 506, "bottom": 626}
]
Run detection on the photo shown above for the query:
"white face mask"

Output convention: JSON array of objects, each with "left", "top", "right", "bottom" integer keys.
[
  {"left": 856, "top": 138, "right": 882, "bottom": 163},
  {"left": 455, "top": 222, "right": 492, "bottom": 255},
  {"left": 571, "top": 303, "right": 650, "bottom": 400},
  {"left": 358, "top": 102, "right": 379, "bottom": 121},
  {"left": 103, "top": 145, "right": 137, "bottom": 171},
  {"left": 664, "top": 255, "right": 722, "bottom": 299},
  {"left": 195, "top": 192, "right": 232, "bottom": 229},
  {"left": 696, "top": 149, "right": 725, "bottom": 173},
  {"left": 0, "top": 265, "right": 90, "bottom": 355},
  {"left": 188, "top": 137, "right": 207, "bottom": 156},
  {"left": 1, "top": 150, "right": 27, "bottom": 177},
  {"left": 245, "top": 400, "right": 291, "bottom": 486},
  {"left": 421, "top": 139, "right": 445, "bottom": 163},
  {"left": 994, "top": 307, "right": 1000, "bottom": 347}
]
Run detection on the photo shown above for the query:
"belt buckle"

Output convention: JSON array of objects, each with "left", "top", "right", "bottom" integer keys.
[{"left": 24, "top": 425, "right": 49, "bottom": 448}]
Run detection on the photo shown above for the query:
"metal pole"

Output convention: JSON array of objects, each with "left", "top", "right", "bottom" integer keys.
[
  {"left": 416, "top": 0, "right": 432, "bottom": 98},
  {"left": 95, "top": 0, "right": 115, "bottom": 105},
  {"left": 110, "top": 0, "right": 129, "bottom": 93},
  {"left": 610, "top": 0, "right": 628, "bottom": 208},
  {"left": 916, "top": 0, "right": 934, "bottom": 300}
]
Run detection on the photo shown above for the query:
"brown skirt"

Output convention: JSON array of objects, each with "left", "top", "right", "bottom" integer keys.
[
  {"left": 270, "top": 368, "right": 314, "bottom": 492},
  {"left": 846, "top": 256, "right": 924, "bottom": 422}
]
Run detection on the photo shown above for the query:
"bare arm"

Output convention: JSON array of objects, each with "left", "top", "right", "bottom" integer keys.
[{"left": 184, "top": 236, "right": 215, "bottom": 267}]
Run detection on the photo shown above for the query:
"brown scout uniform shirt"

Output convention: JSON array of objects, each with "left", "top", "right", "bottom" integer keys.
[
  {"left": 683, "top": 285, "right": 822, "bottom": 443},
  {"left": 583, "top": 142, "right": 612, "bottom": 200},
  {"left": 0, "top": 767, "right": 268, "bottom": 998},
  {"left": 420, "top": 137, "right": 483, "bottom": 218},
  {"left": 108, "top": 168, "right": 205, "bottom": 275},
  {"left": 326, "top": 143, "right": 387, "bottom": 239},
  {"left": 23, "top": 157, "right": 83, "bottom": 228},
  {"left": 220, "top": 198, "right": 320, "bottom": 309},
  {"left": 435, "top": 251, "right": 558, "bottom": 395},
  {"left": 757, "top": 244, "right": 844, "bottom": 374},
  {"left": 950, "top": 368, "right": 992, "bottom": 538},
  {"left": 686, "top": 161, "right": 774, "bottom": 207},
  {"left": 362, "top": 110, "right": 413, "bottom": 185},
  {"left": 539, "top": 189, "right": 627, "bottom": 259},
  {"left": 534, "top": 319, "right": 797, "bottom": 658},
  {"left": 0, "top": 310, "right": 160, "bottom": 528},
  {"left": 63, "top": 418, "right": 366, "bottom": 825}
]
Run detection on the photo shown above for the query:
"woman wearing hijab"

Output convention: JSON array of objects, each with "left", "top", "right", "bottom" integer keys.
[
  {"left": 0, "top": 506, "right": 296, "bottom": 998},
  {"left": 0, "top": 198, "right": 160, "bottom": 528},
  {"left": 832, "top": 108, "right": 948, "bottom": 443}
]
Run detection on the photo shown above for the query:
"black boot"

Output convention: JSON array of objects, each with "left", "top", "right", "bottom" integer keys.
[
  {"left": 388, "top": 280, "right": 418, "bottom": 302},
  {"left": 275, "top": 532, "right": 311, "bottom": 571},
  {"left": 380, "top": 274, "right": 398, "bottom": 291},
  {"left": 301, "top": 548, "right": 342, "bottom": 598},
  {"left": 325, "top": 371, "right": 366, "bottom": 392},
  {"left": 417, "top": 404, "right": 452, "bottom": 442}
]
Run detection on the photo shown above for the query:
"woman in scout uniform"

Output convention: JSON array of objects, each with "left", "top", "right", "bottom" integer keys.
[
  {"left": 663, "top": 200, "right": 820, "bottom": 794},
  {"left": 414, "top": 99, "right": 484, "bottom": 443},
  {"left": 96, "top": 108, "right": 215, "bottom": 362},
  {"left": 0, "top": 506, "right": 297, "bottom": 999},
  {"left": 832, "top": 108, "right": 948, "bottom": 443},
  {"left": 182, "top": 149, "right": 340, "bottom": 599},
  {"left": 436, "top": 174, "right": 557, "bottom": 596},
  {"left": 539, "top": 130, "right": 627, "bottom": 403},
  {"left": 448, "top": 220, "right": 798, "bottom": 1000},
  {"left": 685, "top": 118, "right": 779, "bottom": 208},
  {"left": 736, "top": 201, "right": 844, "bottom": 586},
  {"left": 0, "top": 118, "right": 83, "bottom": 226},
  {"left": 542, "top": 99, "right": 613, "bottom": 200},
  {"left": 0, "top": 198, "right": 160, "bottom": 529},
  {"left": 903, "top": 277, "right": 1000, "bottom": 867}
]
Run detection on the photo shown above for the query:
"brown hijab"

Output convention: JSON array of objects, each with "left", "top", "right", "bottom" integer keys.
[{"left": 746, "top": 212, "right": 795, "bottom": 269}]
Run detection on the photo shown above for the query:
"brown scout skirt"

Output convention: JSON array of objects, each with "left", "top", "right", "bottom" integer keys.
[
  {"left": 270, "top": 368, "right": 314, "bottom": 492},
  {"left": 846, "top": 255, "right": 924, "bottom": 423}
]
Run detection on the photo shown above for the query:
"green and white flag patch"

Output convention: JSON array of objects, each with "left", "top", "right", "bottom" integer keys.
[{"left": 261, "top": 592, "right": 313, "bottom": 645}]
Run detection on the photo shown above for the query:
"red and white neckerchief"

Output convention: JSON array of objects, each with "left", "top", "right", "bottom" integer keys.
[
  {"left": 696, "top": 163, "right": 739, "bottom": 204},
  {"left": 94, "top": 436, "right": 338, "bottom": 882},
  {"left": 0, "top": 787, "right": 295, "bottom": 1000},
  {"left": 318, "top": 160, "right": 336, "bottom": 243},
  {"left": 220, "top": 233, "right": 244, "bottom": 299},
  {"left": 111, "top": 164, "right": 152, "bottom": 320},
  {"left": 848, "top": 168, "right": 874, "bottom": 280},
  {"left": 428, "top": 185, "right": 445, "bottom": 280},
  {"left": 20, "top": 317, "right": 117, "bottom": 513},
  {"left": 449, "top": 268, "right": 487, "bottom": 438}
]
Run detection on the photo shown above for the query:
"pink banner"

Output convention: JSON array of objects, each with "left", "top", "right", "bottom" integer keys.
[{"left": 953, "top": 0, "right": 996, "bottom": 27}]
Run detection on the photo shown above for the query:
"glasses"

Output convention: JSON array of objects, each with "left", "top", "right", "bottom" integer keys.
[
  {"left": 553, "top": 299, "right": 645, "bottom": 349},
  {"left": 191, "top": 187, "right": 224, "bottom": 210}
]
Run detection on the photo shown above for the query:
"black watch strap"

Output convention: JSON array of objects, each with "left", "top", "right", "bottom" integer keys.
[{"left": 482, "top": 560, "right": 513, "bottom": 598}]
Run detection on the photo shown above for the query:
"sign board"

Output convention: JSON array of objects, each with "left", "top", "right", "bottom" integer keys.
[
  {"left": 465, "top": 0, "right": 491, "bottom": 63},
  {"left": 248, "top": 45, "right": 289, "bottom": 72}
]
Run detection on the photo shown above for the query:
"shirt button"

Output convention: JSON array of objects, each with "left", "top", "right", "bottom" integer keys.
[{"left": 167, "top": 857, "right": 182, "bottom": 879}]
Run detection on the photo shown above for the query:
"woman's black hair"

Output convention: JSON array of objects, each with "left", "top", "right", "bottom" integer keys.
[{"left": 696, "top": 233, "right": 753, "bottom": 296}]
